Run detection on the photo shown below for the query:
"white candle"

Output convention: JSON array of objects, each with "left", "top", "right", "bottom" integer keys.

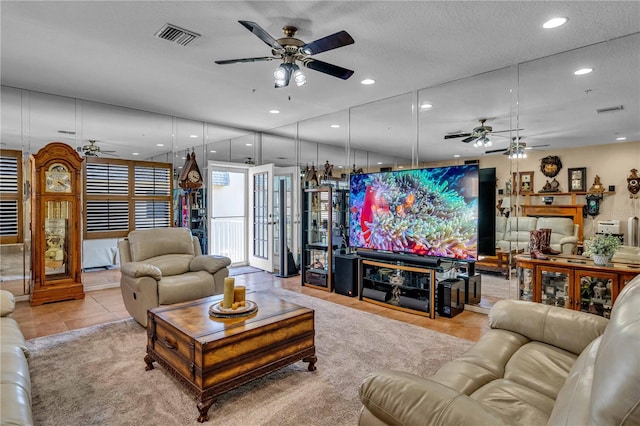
[{"left": 223, "top": 277, "right": 235, "bottom": 308}]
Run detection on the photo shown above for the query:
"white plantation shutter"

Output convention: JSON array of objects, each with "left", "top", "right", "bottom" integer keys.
[{"left": 0, "top": 151, "right": 22, "bottom": 243}]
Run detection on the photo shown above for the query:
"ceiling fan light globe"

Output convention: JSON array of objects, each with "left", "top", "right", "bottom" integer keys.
[
  {"left": 484, "top": 139, "right": 492, "bottom": 147},
  {"left": 274, "top": 66, "right": 288, "bottom": 80},
  {"left": 293, "top": 69, "right": 306, "bottom": 86}
]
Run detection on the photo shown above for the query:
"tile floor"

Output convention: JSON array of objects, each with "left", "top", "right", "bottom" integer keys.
[{"left": 11, "top": 269, "right": 491, "bottom": 342}]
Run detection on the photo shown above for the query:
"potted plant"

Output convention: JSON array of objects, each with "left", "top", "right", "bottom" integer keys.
[{"left": 584, "top": 234, "right": 622, "bottom": 266}]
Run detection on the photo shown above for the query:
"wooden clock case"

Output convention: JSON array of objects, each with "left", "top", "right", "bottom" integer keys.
[{"left": 30, "top": 142, "right": 85, "bottom": 305}]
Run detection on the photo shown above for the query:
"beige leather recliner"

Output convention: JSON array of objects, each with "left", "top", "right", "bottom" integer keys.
[
  {"left": 119, "top": 227, "right": 231, "bottom": 327},
  {"left": 358, "top": 274, "right": 640, "bottom": 426}
]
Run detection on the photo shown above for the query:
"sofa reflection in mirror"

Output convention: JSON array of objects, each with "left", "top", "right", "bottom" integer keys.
[
  {"left": 496, "top": 216, "right": 579, "bottom": 254},
  {"left": 358, "top": 274, "right": 640, "bottom": 426},
  {"left": 118, "top": 227, "right": 231, "bottom": 327}
]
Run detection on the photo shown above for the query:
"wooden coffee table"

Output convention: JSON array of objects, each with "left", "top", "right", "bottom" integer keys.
[{"left": 144, "top": 292, "right": 316, "bottom": 422}]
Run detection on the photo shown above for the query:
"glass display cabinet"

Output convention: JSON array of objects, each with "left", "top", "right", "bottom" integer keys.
[
  {"left": 301, "top": 186, "right": 349, "bottom": 291},
  {"left": 359, "top": 258, "right": 436, "bottom": 318},
  {"left": 515, "top": 254, "right": 638, "bottom": 317}
]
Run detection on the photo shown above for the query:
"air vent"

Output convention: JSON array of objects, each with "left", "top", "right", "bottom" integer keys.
[
  {"left": 58, "top": 130, "right": 76, "bottom": 135},
  {"left": 155, "top": 23, "right": 200, "bottom": 46},
  {"left": 596, "top": 105, "right": 624, "bottom": 114}
]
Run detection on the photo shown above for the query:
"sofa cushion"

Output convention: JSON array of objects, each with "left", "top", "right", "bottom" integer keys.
[
  {"left": 0, "top": 345, "right": 31, "bottom": 397},
  {"left": 145, "top": 254, "right": 193, "bottom": 277},
  {"left": 1, "top": 290, "right": 15, "bottom": 317},
  {"left": 495, "top": 216, "right": 507, "bottom": 242},
  {"left": 128, "top": 227, "right": 194, "bottom": 262},
  {"left": 0, "top": 318, "right": 29, "bottom": 357},
  {"left": 0, "top": 383, "right": 32, "bottom": 426},
  {"left": 537, "top": 217, "right": 574, "bottom": 237},
  {"left": 504, "top": 217, "right": 538, "bottom": 243}
]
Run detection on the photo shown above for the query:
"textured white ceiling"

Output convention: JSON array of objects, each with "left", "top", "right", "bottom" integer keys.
[{"left": 1, "top": 1, "right": 639, "bottom": 163}]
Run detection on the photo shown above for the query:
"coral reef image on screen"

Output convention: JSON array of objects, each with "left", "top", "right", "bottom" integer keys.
[{"left": 349, "top": 165, "right": 478, "bottom": 260}]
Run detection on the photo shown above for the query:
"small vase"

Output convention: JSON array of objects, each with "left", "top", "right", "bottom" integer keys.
[{"left": 592, "top": 254, "right": 610, "bottom": 266}]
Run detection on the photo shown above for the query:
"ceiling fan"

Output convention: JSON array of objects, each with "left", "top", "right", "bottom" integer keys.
[
  {"left": 444, "top": 119, "right": 522, "bottom": 146},
  {"left": 485, "top": 137, "right": 549, "bottom": 157},
  {"left": 215, "top": 21, "right": 354, "bottom": 88},
  {"left": 77, "top": 140, "right": 117, "bottom": 157}
]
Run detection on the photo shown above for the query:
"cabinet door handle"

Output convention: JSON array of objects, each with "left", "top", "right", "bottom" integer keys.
[{"left": 162, "top": 336, "right": 177, "bottom": 350}]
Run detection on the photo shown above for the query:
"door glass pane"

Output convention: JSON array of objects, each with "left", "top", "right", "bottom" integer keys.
[
  {"left": 44, "top": 200, "right": 70, "bottom": 277},
  {"left": 253, "top": 172, "right": 268, "bottom": 259}
]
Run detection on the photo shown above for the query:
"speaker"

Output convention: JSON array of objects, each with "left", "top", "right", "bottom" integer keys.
[
  {"left": 437, "top": 279, "right": 465, "bottom": 318},
  {"left": 458, "top": 274, "right": 481, "bottom": 305},
  {"left": 334, "top": 253, "right": 359, "bottom": 297}
]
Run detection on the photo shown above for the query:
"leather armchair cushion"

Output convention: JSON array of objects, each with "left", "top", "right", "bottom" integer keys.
[
  {"left": 120, "top": 262, "right": 162, "bottom": 280},
  {"left": 0, "top": 345, "right": 31, "bottom": 395},
  {"left": 145, "top": 254, "right": 193, "bottom": 277},
  {"left": 0, "top": 318, "right": 29, "bottom": 357},
  {"left": 537, "top": 217, "right": 574, "bottom": 236},
  {"left": 128, "top": 227, "right": 194, "bottom": 262},
  {"left": 158, "top": 271, "right": 215, "bottom": 305},
  {"left": 0, "top": 383, "right": 32, "bottom": 426},
  {"left": 190, "top": 255, "right": 232, "bottom": 274}
]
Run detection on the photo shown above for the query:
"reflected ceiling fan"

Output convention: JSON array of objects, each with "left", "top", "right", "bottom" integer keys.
[
  {"left": 77, "top": 140, "right": 117, "bottom": 157},
  {"left": 444, "top": 119, "right": 522, "bottom": 147},
  {"left": 215, "top": 20, "right": 354, "bottom": 88},
  {"left": 485, "top": 137, "right": 549, "bottom": 158}
]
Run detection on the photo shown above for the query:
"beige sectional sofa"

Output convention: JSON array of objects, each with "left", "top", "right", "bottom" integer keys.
[
  {"left": 1, "top": 290, "right": 32, "bottom": 425},
  {"left": 496, "top": 216, "right": 579, "bottom": 254},
  {"left": 118, "top": 227, "right": 231, "bottom": 327},
  {"left": 358, "top": 273, "right": 640, "bottom": 426}
]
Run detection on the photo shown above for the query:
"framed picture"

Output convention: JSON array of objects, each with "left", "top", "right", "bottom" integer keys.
[
  {"left": 513, "top": 171, "right": 534, "bottom": 194},
  {"left": 568, "top": 167, "right": 586, "bottom": 192}
]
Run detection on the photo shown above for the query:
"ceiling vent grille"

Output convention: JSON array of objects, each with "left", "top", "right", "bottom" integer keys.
[
  {"left": 155, "top": 24, "right": 200, "bottom": 46},
  {"left": 596, "top": 105, "right": 624, "bottom": 114}
]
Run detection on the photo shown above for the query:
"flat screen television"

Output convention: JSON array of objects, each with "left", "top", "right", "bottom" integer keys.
[{"left": 349, "top": 165, "right": 479, "bottom": 261}]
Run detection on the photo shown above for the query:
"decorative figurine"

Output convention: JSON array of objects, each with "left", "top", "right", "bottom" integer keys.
[
  {"left": 322, "top": 160, "right": 334, "bottom": 181},
  {"left": 588, "top": 175, "right": 605, "bottom": 193},
  {"left": 627, "top": 168, "right": 639, "bottom": 198},
  {"left": 352, "top": 164, "right": 364, "bottom": 175}
]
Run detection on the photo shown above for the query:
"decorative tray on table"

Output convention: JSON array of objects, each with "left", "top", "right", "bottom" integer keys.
[{"left": 209, "top": 300, "right": 258, "bottom": 318}]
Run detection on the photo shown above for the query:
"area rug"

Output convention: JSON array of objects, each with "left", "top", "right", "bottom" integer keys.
[
  {"left": 27, "top": 288, "right": 474, "bottom": 426},
  {"left": 228, "top": 265, "right": 263, "bottom": 276}
]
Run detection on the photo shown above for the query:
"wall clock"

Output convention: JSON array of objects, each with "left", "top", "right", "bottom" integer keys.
[
  {"left": 178, "top": 151, "right": 203, "bottom": 190},
  {"left": 30, "top": 142, "right": 84, "bottom": 305}
]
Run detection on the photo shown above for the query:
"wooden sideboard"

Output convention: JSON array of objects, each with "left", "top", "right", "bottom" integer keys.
[{"left": 515, "top": 254, "right": 640, "bottom": 318}]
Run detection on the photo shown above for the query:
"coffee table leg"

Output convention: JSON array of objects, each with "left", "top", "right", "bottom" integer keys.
[
  {"left": 144, "top": 354, "right": 155, "bottom": 371},
  {"left": 303, "top": 355, "right": 317, "bottom": 371},
  {"left": 197, "top": 397, "right": 215, "bottom": 423}
]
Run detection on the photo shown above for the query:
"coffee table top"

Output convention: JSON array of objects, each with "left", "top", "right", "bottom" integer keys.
[{"left": 149, "top": 292, "right": 313, "bottom": 343}]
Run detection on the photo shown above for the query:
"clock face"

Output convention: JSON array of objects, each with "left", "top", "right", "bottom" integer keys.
[
  {"left": 45, "top": 163, "right": 72, "bottom": 193},
  {"left": 187, "top": 170, "right": 201, "bottom": 183}
]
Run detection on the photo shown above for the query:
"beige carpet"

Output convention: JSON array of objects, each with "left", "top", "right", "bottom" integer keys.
[{"left": 27, "top": 288, "right": 475, "bottom": 426}]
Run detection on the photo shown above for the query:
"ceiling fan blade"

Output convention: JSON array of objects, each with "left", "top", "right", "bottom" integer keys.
[
  {"left": 215, "top": 56, "right": 276, "bottom": 65},
  {"left": 302, "top": 59, "right": 354, "bottom": 80},
  {"left": 461, "top": 135, "right": 479, "bottom": 143},
  {"left": 101, "top": 152, "right": 119, "bottom": 157},
  {"left": 238, "top": 20, "right": 282, "bottom": 50},
  {"left": 485, "top": 148, "right": 508, "bottom": 154},
  {"left": 301, "top": 30, "right": 354, "bottom": 55},
  {"left": 444, "top": 133, "right": 472, "bottom": 140},
  {"left": 492, "top": 128, "right": 524, "bottom": 134}
]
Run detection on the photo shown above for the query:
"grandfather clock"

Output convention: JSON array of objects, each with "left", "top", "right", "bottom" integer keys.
[{"left": 30, "top": 142, "right": 84, "bottom": 305}]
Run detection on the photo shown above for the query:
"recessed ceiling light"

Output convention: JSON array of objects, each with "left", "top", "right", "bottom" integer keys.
[
  {"left": 132, "top": 152, "right": 139, "bottom": 156},
  {"left": 178, "top": 166, "right": 183, "bottom": 169},
  {"left": 543, "top": 17, "right": 568, "bottom": 29},
  {"left": 616, "top": 136, "right": 627, "bottom": 141},
  {"left": 361, "top": 79, "right": 375, "bottom": 85},
  {"left": 453, "top": 154, "right": 461, "bottom": 158},
  {"left": 181, "top": 156, "right": 187, "bottom": 160},
  {"left": 398, "top": 166, "right": 404, "bottom": 169},
  {"left": 338, "top": 165, "right": 343, "bottom": 169},
  {"left": 376, "top": 162, "right": 383, "bottom": 165},
  {"left": 574, "top": 68, "right": 593, "bottom": 75},
  {"left": 245, "top": 143, "right": 252, "bottom": 146},
  {"left": 190, "top": 134, "right": 198, "bottom": 138},
  {"left": 269, "top": 109, "right": 280, "bottom": 114},
  {"left": 331, "top": 124, "right": 340, "bottom": 128},
  {"left": 210, "top": 150, "right": 217, "bottom": 153},
  {"left": 420, "top": 103, "right": 433, "bottom": 109},
  {"left": 156, "top": 143, "right": 164, "bottom": 147}
]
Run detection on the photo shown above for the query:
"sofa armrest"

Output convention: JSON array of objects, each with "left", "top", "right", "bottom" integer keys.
[
  {"left": 359, "top": 370, "right": 508, "bottom": 426},
  {"left": 1, "top": 289, "right": 16, "bottom": 317},
  {"left": 120, "top": 262, "right": 162, "bottom": 280},
  {"left": 558, "top": 235, "right": 578, "bottom": 245},
  {"left": 489, "top": 299, "right": 608, "bottom": 355},
  {"left": 190, "top": 255, "right": 231, "bottom": 274}
]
